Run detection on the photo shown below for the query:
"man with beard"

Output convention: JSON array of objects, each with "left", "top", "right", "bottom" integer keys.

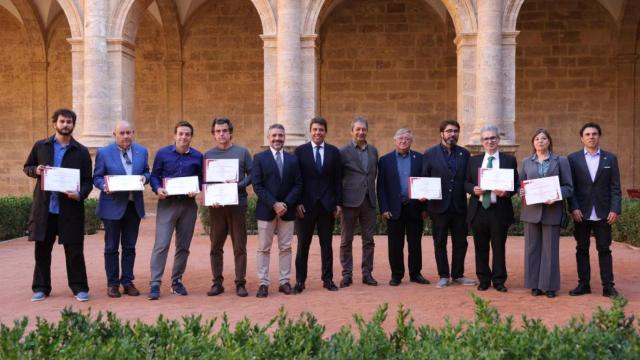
[
  {"left": 422, "top": 120, "right": 475, "bottom": 289},
  {"left": 93, "top": 121, "right": 150, "bottom": 298},
  {"left": 24, "top": 108, "right": 93, "bottom": 302}
]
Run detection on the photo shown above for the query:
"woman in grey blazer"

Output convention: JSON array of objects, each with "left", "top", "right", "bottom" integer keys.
[{"left": 519, "top": 129, "right": 573, "bottom": 298}]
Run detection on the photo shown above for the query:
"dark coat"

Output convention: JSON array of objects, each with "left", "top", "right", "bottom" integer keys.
[
  {"left": 23, "top": 135, "right": 93, "bottom": 243},
  {"left": 252, "top": 149, "right": 302, "bottom": 221},
  {"left": 568, "top": 149, "right": 622, "bottom": 217},
  {"left": 422, "top": 144, "right": 470, "bottom": 215},
  {"left": 377, "top": 150, "right": 425, "bottom": 220},
  {"left": 294, "top": 142, "right": 342, "bottom": 212}
]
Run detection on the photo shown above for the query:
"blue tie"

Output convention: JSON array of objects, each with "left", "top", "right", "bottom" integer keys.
[{"left": 315, "top": 146, "right": 322, "bottom": 173}]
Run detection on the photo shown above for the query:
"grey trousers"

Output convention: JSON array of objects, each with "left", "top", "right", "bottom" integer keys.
[
  {"left": 257, "top": 218, "right": 294, "bottom": 286},
  {"left": 524, "top": 222, "right": 561, "bottom": 292},
  {"left": 340, "top": 196, "right": 376, "bottom": 278},
  {"left": 149, "top": 197, "right": 197, "bottom": 286},
  {"left": 209, "top": 205, "right": 248, "bottom": 285}
]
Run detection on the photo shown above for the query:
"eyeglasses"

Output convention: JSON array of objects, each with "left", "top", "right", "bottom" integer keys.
[{"left": 482, "top": 136, "right": 499, "bottom": 142}]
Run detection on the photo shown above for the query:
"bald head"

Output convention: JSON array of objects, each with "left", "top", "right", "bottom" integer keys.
[{"left": 113, "top": 120, "right": 135, "bottom": 150}]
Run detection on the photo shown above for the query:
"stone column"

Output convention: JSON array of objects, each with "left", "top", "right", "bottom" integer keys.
[
  {"left": 301, "top": 34, "right": 319, "bottom": 134},
  {"left": 107, "top": 39, "right": 135, "bottom": 126},
  {"left": 165, "top": 60, "right": 184, "bottom": 124},
  {"left": 68, "top": 38, "right": 84, "bottom": 135},
  {"left": 30, "top": 61, "right": 48, "bottom": 139},
  {"left": 455, "top": 33, "right": 477, "bottom": 146},
  {"left": 501, "top": 31, "right": 518, "bottom": 146},
  {"left": 276, "top": 0, "right": 305, "bottom": 145},
  {"left": 261, "top": 35, "right": 277, "bottom": 145},
  {"left": 81, "top": 0, "right": 110, "bottom": 147}
]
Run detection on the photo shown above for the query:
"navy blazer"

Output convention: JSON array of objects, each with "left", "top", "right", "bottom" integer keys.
[
  {"left": 422, "top": 144, "right": 470, "bottom": 215},
  {"left": 294, "top": 142, "right": 342, "bottom": 212},
  {"left": 252, "top": 149, "right": 302, "bottom": 221},
  {"left": 377, "top": 150, "right": 424, "bottom": 220},
  {"left": 568, "top": 149, "right": 622, "bottom": 217},
  {"left": 93, "top": 143, "right": 150, "bottom": 220}
]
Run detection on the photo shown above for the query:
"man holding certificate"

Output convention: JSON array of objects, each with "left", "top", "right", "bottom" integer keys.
[
  {"left": 148, "top": 121, "right": 203, "bottom": 300},
  {"left": 23, "top": 108, "right": 93, "bottom": 302},
  {"left": 93, "top": 121, "right": 150, "bottom": 298},
  {"left": 464, "top": 125, "right": 518, "bottom": 293},
  {"left": 204, "top": 117, "right": 253, "bottom": 298}
]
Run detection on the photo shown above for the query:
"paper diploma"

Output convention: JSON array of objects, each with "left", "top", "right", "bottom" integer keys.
[
  {"left": 409, "top": 177, "right": 442, "bottom": 200},
  {"left": 523, "top": 176, "right": 562, "bottom": 205},
  {"left": 164, "top": 176, "right": 200, "bottom": 196},
  {"left": 478, "top": 168, "right": 514, "bottom": 191},
  {"left": 105, "top": 175, "right": 144, "bottom": 192},
  {"left": 205, "top": 159, "right": 239, "bottom": 182},
  {"left": 42, "top": 167, "right": 80, "bottom": 193},
  {"left": 204, "top": 183, "right": 239, "bottom": 206}
]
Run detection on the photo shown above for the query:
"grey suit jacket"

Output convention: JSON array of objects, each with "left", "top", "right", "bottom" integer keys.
[
  {"left": 519, "top": 153, "right": 573, "bottom": 225},
  {"left": 340, "top": 142, "right": 378, "bottom": 208}
]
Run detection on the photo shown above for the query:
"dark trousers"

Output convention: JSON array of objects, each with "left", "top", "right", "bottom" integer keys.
[
  {"left": 387, "top": 204, "right": 423, "bottom": 281},
  {"left": 32, "top": 213, "right": 89, "bottom": 295},
  {"left": 102, "top": 202, "right": 141, "bottom": 287},
  {"left": 470, "top": 205, "right": 508, "bottom": 286},
  {"left": 574, "top": 219, "right": 614, "bottom": 287},
  {"left": 209, "top": 205, "right": 248, "bottom": 285},
  {"left": 340, "top": 196, "right": 376, "bottom": 278},
  {"left": 295, "top": 204, "right": 335, "bottom": 283},
  {"left": 430, "top": 210, "right": 468, "bottom": 279}
]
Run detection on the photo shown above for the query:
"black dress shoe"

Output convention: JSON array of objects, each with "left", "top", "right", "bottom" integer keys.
[
  {"left": 323, "top": 281, "right": 338, "bottom": 291},
  {"left": 494, "top": 284, "right": 508, "bottom": 293},
  {"left": 546, "top": 290, "right": 557, "bottom": 298},
  {"left": 362, "top": 275, "right": 378, "bottom": 286},
  {"left": 256, "top": 285, "right": 268, "bottom": 298},
  {"left": 278, "top": 283, "right": 292, "bottom": 295},
  {"left": 477, "top": 283, "right": 490, "bottom": 291},
  {"left": 293, "top": 281, "right": 305, "bottom": 294},
  {"left": 389, "top": 278, "right": 402, "bottom": 286},
  {"left": 207, "top": 283, "right": 225, "bottom": 296},
  {"left": 602, "top": 286, "right": 619, "bottom": 298},
  {"left": 340, "top": 277, "right": 353, "bottom": 288},
  {"left": 410, "top": 275, "right": 430, "bottom": 285},
  {"left": 236, "top": 284, "right": 248, "bottom": 297},
  {"left": 531, "top": 288, "right": 543, "bottom": 297},
  {"left": 569, "top": 284, "right": 592, "bottom": 296}
]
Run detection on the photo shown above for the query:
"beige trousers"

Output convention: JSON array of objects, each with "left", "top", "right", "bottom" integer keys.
[{"left": 257, "top": 218, "right": 294, "bottom": 286}]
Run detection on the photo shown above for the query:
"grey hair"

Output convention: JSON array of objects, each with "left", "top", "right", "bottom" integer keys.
[
  {"left": 393, "top": 128, "right": 413, "bottom": 139},
  {"left": 268, "top": 123, "right": 285, "bottom": 133},
  {"left": 479, "top": 124, "right": 500, "bottom": 137},
  {"left": 351, "top": 116, "right": 369, "bottom": 130}
]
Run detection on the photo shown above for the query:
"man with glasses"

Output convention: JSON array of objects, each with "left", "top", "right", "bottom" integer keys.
[
  {"left": 464, "top": 125, "right": 518, "bottom": 292},
  {"left": 94, "top": 121, "right": 150, "bottom": 298}
]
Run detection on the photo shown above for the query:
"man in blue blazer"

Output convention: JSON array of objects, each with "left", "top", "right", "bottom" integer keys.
[
  {"left": 93, "top": 121, "right": 150, "bottom": 298},
  {"left": 422, "top": 120, "right": 475, "bottom": 289},
  {"left": 377, "top": 128, "right": 429, "bottom": 286},
  {"left": 252, "top": 124, "right": 302, "bottom": 298}
]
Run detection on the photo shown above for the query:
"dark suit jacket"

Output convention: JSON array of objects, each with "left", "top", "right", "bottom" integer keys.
[
  {"left": 377, "top": 150, "right": 424, "bottom": 220},
  {"left": 23, "top": 135, "right": 93, "bottom": 243},
  {"left": 340, "top": 142, "right": 378, "bottom": 208},
  {"left": 422, "top": 144, "right": 470, "bottom": 214},
  {"left": 568, "top": 149, "right": 622, "bottom": 217},
  {"left": 93, "top": 143, "right": 151, "bottom": 220},
  {"left": 252, "top": 149, "right": 302, "bottom": 221},
  {"left": 464, "top": 152, "right": 519, "bottom": 225},
  {"left": 294, "top": 142, "right": 342, "bottom": 212}
]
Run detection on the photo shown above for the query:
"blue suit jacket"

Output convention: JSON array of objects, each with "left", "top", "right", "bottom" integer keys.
[
  {"left": 377, "top": 150, "right": 425, "bottom": 220},
  {"left": 422, "top": 144, "right": 470, "bottom": 215},
  {"left": 294, "top": 142, "right": 342, "bottom": 212},
  {"left": 252, "top": 149, "right": 302, "bottom": 221},
  {"left": 93, "top": 143, "right": 150, "bottom": 220}
]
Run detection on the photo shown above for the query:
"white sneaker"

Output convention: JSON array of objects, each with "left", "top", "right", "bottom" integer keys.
[
  {"left": 453, "top": 277, "right": 477, "bottom": 286},
  {"left": 436, "top": 277, "right": 450, "bottom": 289}
]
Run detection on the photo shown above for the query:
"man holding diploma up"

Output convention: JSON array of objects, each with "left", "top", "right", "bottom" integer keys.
[
  {"left": 23, "top": 108, "right": 93, "bottom": 302},
  {"left": 93, "top": 121, "right": 150, "bottom": 298},
  {"left": 148, "top": 121, "right": 203, "bottom": 300},
  {"left": 464, "top": 125, "right": 518, "bottom": 292}
]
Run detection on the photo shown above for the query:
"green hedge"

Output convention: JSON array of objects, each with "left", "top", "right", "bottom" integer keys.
[
  {"left": 0, "top": 197, "right": 100, "bottom": 241},
  {"left": 0, "top": 296, "right": 637, "bottom": 358}
]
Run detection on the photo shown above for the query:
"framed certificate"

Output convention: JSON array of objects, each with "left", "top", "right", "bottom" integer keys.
[
  {"left": 478, "top": 168, "right": 514, "bottom": 191},
  {"left": 522, "top": 176, "right": 562, "bottom": 205},
  {"left": 204, "top": 159, "right": 239, "bottom": 183},
  {"left": 203, "top": 183, "right": 238, "bottom": 206},
  {"left": 409, "top": 177, "right": 442, "bottom": 200},
  {"left": 41, "top": 166, "right": 80, "bottom": 192},
  {"left": 163, "top": 176, "right": 200, "bottom": 196},
  {"left": 105, "top": 175, "right": 144, "bottom": 192}
]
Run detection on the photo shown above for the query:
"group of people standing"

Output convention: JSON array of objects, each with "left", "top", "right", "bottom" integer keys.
[{"left": 24, "top": 108, "right": 621, "bottom": 303}]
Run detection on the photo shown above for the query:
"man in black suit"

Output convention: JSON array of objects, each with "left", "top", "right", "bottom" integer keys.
[
  {"left": 377, "top": 128, "right": 430, "bottom": 286},
  {"left": 422, "top": 120, "right": 475, "bottom": 289},
  {"left": 568, "top": 122, "right": 621, "bottom": 298},
  {"left": 294, "top": 117, "right": 342, "bottom": 293},
  {"left": 464, "top": 125, "right": 518, "bottom": 292}
]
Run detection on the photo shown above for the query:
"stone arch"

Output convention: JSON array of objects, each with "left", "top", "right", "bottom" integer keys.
[
  {"left": 502, "top": 0, "right": 525, "bottom": 32},
  {"left": 11, "top": 0, "right": 46, "bottom": 62},
  {"left": 55, "top": 0, "right": 82, "bottom": 38},
  {"left": 155, "top": 0, "right": 181, "bottom": 61}
]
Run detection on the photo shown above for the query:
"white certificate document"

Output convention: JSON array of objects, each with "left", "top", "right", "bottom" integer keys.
[
  {"left": 478, "top": 168, "right": 514, "bottom": 191},
  {"left": 205, "top": 159, "right": 239, "bottom": 182},
  {"left": 105, "top": 175, "right": 144, "bottom": 192},
  {"left": 523, "top": 176, "right": 562, "bottom": 205},
  {"left": 41, "top": 167, "right": 80, "bottom": 192},
  {"left": 164, "top": 176, "right": 200, "bottom": 196},
  {"left": 204, "top": 183, "right": 239, "bottom": 206},
  {"left": 409, "top": 177, "right": 442, "bottom": 200}
]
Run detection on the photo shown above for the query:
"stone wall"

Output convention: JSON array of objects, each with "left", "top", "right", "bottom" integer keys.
[{"left": 47, "top": 15, "right": 72, "bottom": 133}]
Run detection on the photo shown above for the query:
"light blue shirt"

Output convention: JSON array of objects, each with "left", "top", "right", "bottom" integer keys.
[
  {"left": 584, "top": 148, "right": 601, "bottom": 220},
  {"left": 119, "top": 146, "right": 133, "bottom": 175},
  {"left": 395, "top": 150, "right": 411, "bottom": 202},
  {"left": 48, "top": 138, "right": 69, "bottom": 214}
]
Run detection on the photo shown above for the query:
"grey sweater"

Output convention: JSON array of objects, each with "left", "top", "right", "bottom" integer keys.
[{"left": 204, "top": 144, "right": 253, "bottom": 206}]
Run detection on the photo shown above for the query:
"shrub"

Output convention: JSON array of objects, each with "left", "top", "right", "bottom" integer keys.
[
  {"left": 508, "top": 196, "right": 574, "bottom": 236},
  {"left": 612, "top": 198, "right": 640, "bottom": 246}
]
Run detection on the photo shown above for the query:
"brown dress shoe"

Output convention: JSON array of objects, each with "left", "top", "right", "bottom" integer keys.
[
  {"left": 279, "top": 283, "right": 292, "bottom": 295},
  {"left": 123, "top": 283, "right": 140, "bottom": 296},
  {"left": 207, "top": 283, "right": 225, "bottom": 296},
  {"left": 107, "top": 285, "right": 121, "bottom": 298}
]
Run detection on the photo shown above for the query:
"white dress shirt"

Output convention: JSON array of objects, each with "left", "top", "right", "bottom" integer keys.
[
  {"left": 479, "top": 150, "right": 500, "bottom": 204},
  {"left": 584, "top": 148, "right": 601, "bottom": 220}
]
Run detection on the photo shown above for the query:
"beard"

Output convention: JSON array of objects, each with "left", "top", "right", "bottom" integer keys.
[{"left": 56, "top": 126, "right": 73, "bottom": 136}]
